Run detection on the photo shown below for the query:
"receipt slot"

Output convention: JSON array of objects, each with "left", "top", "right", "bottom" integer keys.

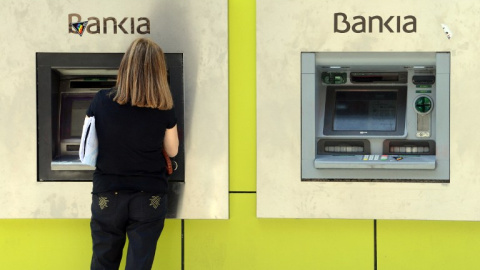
[
  {"left": 301, "top": 52, "right": 450, "bottom": 182},
  {"left": 37, "top": 53, "right": 184, "bottom": 182}
]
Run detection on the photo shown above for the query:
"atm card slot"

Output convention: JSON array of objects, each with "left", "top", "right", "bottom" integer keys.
[{"left": 412, "top": 75, "right": 435, "bottom": 85}]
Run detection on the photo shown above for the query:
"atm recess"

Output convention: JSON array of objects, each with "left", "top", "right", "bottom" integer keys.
[{"left": 36, "top": 53, "right": 185, "bottom": 182}]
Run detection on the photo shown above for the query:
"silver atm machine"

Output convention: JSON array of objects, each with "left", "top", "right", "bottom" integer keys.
[
  {"left": 301, "top": 52, "right": 450, "bottom": 182},
  {"left": 37, "top": 53, "right": 185, "bottom": 216},
  {"left": 37, "top": 53, "right": 184, "bottom": 182}
]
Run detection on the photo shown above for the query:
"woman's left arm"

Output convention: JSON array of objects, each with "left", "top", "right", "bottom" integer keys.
[{"left": 164, "top": 124, "right": 179, "bottom": 157}]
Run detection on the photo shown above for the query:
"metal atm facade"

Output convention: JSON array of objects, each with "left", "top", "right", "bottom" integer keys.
[
  {"left": 301, "top": 52, "right": 450, "bottom": 182},
  {"left": 36, "top": 53, "right": 186, "bottom": 217},
  {"left": 37, "top": 53, "right": 184, "bottom": 182}
]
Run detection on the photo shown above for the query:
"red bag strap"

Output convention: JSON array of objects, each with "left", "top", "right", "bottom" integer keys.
[{"left": 162, "top": 149, "right": 173, "bottom": 175}]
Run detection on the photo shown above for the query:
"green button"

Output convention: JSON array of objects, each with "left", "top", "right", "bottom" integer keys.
[
  {"left": 321, "top": 72, "right": 347, "bottom": 84},
  {"left": 415, "top": 96, "right": 433, "bottom": 113}
]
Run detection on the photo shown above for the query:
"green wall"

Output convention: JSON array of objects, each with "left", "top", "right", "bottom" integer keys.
[{"left": 1, "top": 1, "right": 480, "bottom": 269}]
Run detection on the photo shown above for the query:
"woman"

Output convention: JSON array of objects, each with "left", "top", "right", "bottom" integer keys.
[{"left": 87, "top": 38, "right": 179, "bottom": 270}]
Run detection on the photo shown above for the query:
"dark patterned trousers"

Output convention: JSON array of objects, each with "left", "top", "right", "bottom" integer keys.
[{"left": 90, "top": 191, "right": 168, "bottom": 270}]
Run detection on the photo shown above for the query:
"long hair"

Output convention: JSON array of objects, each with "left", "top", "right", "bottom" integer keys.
[{"left": 113, "top": 38, "right": 173, "bottom": 110}]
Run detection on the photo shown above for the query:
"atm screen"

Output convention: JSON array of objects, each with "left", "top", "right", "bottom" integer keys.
[
  {"left": 60, "top": 93, "right": 95, "bottom": 140},
  {"left": 323, "top": 86, "right": 407, "bottom": 136},
  {"left": 333, "top": 91, "right": 397, "bottom": 131},
  {"left": 70, "top": 99, "right": 92, "bottom": 137}
]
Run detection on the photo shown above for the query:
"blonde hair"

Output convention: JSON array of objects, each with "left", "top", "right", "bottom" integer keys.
[{"left": 113, "top": 38, "right": 173, "bottom": 110}]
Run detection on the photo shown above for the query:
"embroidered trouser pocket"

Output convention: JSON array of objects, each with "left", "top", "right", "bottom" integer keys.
[
  {"left": 91, "top": 192, "right": 118, "bottom": 218},
  {"left": 129, "top": 193, "right": 168, "bottom": 222}
]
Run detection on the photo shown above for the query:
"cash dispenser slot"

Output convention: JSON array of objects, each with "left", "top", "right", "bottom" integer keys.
[
  {"left": 383, "top": 140, "right": 435, "bottom": 155},
  {"left": 317, "top": 139, "right": 370, "bottom": 155}
]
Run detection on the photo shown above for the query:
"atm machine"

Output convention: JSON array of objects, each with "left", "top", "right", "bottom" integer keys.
[
  {"left": 37, "top": 53, "right": 185, "bottom": 216},
  {"left": 37, "top": 53, "right": 184, "bottom": 182},
  {"left": 301, "top": 52, "right": 450, "bottom": 182}
]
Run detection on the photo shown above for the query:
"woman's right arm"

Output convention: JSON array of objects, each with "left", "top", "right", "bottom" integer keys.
[{"left": 164, "top": 124, "right": 179, "bottom": 157}]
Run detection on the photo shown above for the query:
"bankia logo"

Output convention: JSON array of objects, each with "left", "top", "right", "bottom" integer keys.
[
  {"left": 71, "top": 21, "right": 88, "bottom": 36},
  {"left": 333, "top": 12, "right": 417, "bottom": 33},
  {"left": 69, "top": 13, "right": 150, "bottom": 36}
]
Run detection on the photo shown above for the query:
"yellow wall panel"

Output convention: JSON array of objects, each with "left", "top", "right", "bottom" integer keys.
[
  {"left": 0, "top": 220, "right": 91, "bottom": 269},
  {"left": 185, "top": 193, "right": 373, "bottom": 270},
  {"left": 0, "top": 219, "right": 181, "bottom": 269},
  {"left": 377, "top": 220, "right": 480, "bottom": 270},
  {"left": 229, "top": 0, "right": 256, "bottom": 192}
]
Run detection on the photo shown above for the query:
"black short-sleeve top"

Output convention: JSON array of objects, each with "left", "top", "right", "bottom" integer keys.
[{"left": 86, "top": 89, "right": 177, "bottom": 194}]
